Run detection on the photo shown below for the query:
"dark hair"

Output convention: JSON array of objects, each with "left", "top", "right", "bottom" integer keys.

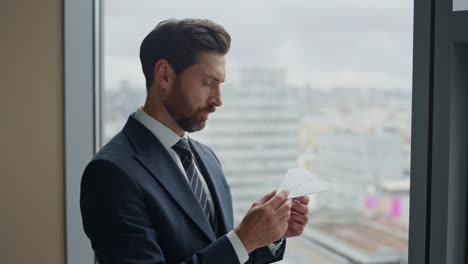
[{"left": 139, "top": 18, "right": 231, "bottom": 92}]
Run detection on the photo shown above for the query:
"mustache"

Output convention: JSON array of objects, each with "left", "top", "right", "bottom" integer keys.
[{"left": 201, "top": 105, "right": 216, "bottom": 113}]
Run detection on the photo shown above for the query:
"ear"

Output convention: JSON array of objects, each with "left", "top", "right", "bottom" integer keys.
[{"left": 153, "top": 59, "right": 175, "bottom": 92}]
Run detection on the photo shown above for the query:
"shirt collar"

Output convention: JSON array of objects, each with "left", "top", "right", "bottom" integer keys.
[{"left": 134, "top": 107, "right": 188, "bottom": 150}]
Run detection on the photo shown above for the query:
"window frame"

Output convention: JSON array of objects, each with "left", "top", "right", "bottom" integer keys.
[
  {"left": 64, "top": 0, "right": 101, "bottom": 263},
  {"left": 409, "top": 0, "right": 468, "bottom": 263},
  {"left": 64, "top": 0, "right": 468, "bottom": 263}
]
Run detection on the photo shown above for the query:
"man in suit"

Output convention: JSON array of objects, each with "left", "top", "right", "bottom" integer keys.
[{"left": 80, "top": 18, "right": 310, "bottom": 263}]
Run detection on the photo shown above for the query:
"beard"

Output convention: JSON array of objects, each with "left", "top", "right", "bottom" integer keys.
[{"left": 163, "top": 80, "right": 215, "bottom": 132}]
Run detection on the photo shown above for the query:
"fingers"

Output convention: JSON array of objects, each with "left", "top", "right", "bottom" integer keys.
[
  {"left": 276, "top": 199, "right": 293, "bottom": 219},
  {"left": 288, "top": 212, "right": 308, "bottom": 225},
  {"left": 285, "top": 214, "right": 308, "bottom": 237},
  {"left": 295, "top": 195, "right": 310, "bottom": 205},
  {"left": 286, "top": 220, "right": 305, "bottom": 236},
  {"left": 264, "top": 190, "right": 289, "bottom": 209},
  {"left": 291, "top": 199, "right": 309, "bottom": 215},
  {"left": 254, "top": 190, "right": 277, "bottom": 206}
]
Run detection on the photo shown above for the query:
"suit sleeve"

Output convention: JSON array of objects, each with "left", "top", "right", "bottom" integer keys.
[
  {"left": 80, "top": 159, "right": 240, "bottom": 264},
  {"left": 247, "top": 241, "right": 286, "bottom": 264}
]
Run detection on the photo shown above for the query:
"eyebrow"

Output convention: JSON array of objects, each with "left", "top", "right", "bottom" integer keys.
[{"left": 202, "top": 73, "right": 225, "bottom": 83}]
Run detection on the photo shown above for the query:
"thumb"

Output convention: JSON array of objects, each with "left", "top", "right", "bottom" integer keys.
[{"left": 256, "top": 190, "right": 277, "bottom": 205}]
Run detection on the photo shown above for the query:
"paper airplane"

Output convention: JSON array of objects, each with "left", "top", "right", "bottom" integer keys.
[{"left": 278, "top": 168, "right": 331, "bottom": 199}]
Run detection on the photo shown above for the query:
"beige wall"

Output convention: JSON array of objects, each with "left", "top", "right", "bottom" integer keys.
[{"left": 1, "top": 0, "right": 65, "bottom": 263}]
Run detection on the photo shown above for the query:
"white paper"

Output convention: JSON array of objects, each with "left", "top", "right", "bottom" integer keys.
[{"left": 278, "top": 168, "right": 330, "bottom": 198}]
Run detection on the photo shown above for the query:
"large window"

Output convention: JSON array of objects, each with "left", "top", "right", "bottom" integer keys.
[{"left": 101, "top": 1, "right": 413, "bottom": 263}]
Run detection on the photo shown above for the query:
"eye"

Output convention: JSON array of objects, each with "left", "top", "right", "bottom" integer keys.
[{"left": 203, "top": 79, "right": 213, "bottom": 86}]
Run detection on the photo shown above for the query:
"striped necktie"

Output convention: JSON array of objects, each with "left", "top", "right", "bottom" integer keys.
[{"left": 172, "top": 138, "right": 213, "bottom": 225}]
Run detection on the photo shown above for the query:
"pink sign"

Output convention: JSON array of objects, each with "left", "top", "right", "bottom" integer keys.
[{"left": 390, "top": 198, "right": 401, "bottom": 217}]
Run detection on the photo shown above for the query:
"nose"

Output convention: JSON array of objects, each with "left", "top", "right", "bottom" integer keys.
[{"left": 209, "top": 84, "right": 223, "bottom": 107}]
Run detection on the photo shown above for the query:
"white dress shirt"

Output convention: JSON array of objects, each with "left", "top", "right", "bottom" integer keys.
[{"left": 134, "top": 107, "right": 283, "bottom": 263}]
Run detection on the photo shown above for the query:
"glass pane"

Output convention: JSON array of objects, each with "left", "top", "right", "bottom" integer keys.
[
  {"left": 454, "top": 0, "right": 468, "bottom": 11},
  {"left": 102, "top": 1, "right": 413, "bottom": 263}
]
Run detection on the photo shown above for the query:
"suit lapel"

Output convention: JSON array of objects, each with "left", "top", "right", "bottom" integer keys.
[
  {"left": 123, "top": 115, "right": 216, "bottom": 242},
  {"left": 189, "top": 140, "right": 232, "bottom": 235}
]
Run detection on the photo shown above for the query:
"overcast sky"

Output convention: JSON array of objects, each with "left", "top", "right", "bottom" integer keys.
[{"left": 103, "top": 0, "right": 414, "bottom": 91}]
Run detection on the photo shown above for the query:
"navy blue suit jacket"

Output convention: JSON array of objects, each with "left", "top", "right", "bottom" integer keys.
[{"left": 80, "top": 115, "right": 286, "bottom": 263}]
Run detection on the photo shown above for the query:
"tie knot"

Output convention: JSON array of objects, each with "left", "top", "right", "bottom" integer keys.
[{"left": 172, "top": 138, "right": 192, "bottom": 159}]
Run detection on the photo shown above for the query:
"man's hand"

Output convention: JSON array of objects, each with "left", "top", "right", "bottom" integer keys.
[
  {"left": 282, "top": 195, "right": 310, "bottom": 238},
  {"left": 234, "top": 190, "right": 292, "bottom": 253}
]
